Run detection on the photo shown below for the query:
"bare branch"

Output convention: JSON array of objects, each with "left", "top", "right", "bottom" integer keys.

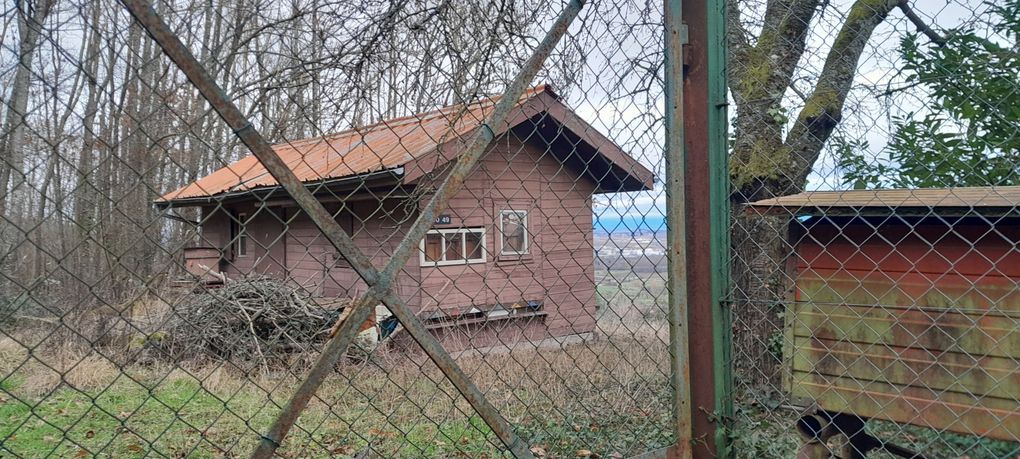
[{"left": 898, "top": 1, "right": 946, "bottom": 47}]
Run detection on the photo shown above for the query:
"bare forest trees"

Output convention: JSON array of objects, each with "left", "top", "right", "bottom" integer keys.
[{"left": 0, "top": 0, "right": 54, "bottom": 218}]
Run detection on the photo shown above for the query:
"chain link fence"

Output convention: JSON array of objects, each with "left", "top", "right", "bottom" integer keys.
[
  {"left": 2, "top": 0, "right": 1020, "bottom": 458},
  {"left": 0, "top": 0, "right": 674, "bottom": 457},
  {"left": 727, "top": 0, "right": 1020, "bottom": 457}
]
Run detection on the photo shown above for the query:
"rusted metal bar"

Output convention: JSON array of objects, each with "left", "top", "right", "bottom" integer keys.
[
  {"left": 365, "top": 3, "right": 585, "bottom": 457},
  {"left": 291, "top": 0, "right": 585, "bottom": 452},
  {"left": 120, "top": 1, "right": 583, "bottom": 457},
  {"left": 376, "top": 289, "right": 527, "bottom": 453},
  {"left": 118, "top": 3, "right": 398, "bottom": 453},
  {"left": 682, "top": 0, "right": 731, "bottom": 456},
  {"left": 118, "top": 2, "right": 388, "bottom": 452},
  {"left": 663, "top": 0, "right": 693, "bottom": 457},
  {"left": 257, "top": 292, "right": 379, "bottom": 455}
]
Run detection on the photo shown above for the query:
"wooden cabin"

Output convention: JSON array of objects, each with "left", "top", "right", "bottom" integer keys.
[
  {"left": 156, "top": 85, "right": 654, "bottom": 351},
  {"left": 749, "top": 187, "right": 1020, "bottom": 442}
]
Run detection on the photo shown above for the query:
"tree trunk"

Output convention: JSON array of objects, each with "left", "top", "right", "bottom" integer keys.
[
  {"left": 0, "top": 0, "right": 55, "bottom": 219},
  {"left": 75, "top": 1, "right": 104, "bottom": 244},
  {"left": 730, "top": 207, "right": 793, "bottom": 391}
]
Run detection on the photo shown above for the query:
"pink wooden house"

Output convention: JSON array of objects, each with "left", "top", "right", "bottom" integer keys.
[{"left": 157, "top": 85, "right": 653, "bottom": 350}]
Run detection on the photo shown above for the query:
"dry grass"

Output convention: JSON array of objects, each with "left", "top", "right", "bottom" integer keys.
[{"left": 0, "top": 337, "right": 122, "bottom": 398}]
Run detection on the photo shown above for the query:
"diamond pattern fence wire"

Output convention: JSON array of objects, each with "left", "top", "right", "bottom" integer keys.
[
  {"left": 0, "top": 0, "right": 675, "bottom": 458},
  {"left": 726, "top": 0, "right": 1020, "bottom": 458},
  {"left": 3, "top": 0, "right": 1020, "bottom": 458}
]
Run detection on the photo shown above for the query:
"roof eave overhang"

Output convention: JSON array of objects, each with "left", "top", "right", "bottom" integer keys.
[
  {"left": 402, "top": 91, "right": 656, "bottom": 192},
  {"left": 746, "top": 205, "right": 1020, "bottom": 218},
  {"left": 154, "top": 166, "right": 404, "bottom": 209},
  {"left": 593, "top": 173, "right": 654, "bottom": 194}
]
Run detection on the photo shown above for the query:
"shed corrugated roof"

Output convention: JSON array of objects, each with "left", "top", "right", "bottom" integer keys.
[
  {"left": 157, "top": 85, "right": 653, "bottom": 205},
  {"left": 747, "top": 186, "right": 1020, "bottom": 216}
]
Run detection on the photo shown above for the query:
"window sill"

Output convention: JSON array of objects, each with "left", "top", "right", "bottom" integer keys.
[
  {"left": 421, "top": 259, "right": 488, "bottom": 268},
  {"left": 495, "top": 254, "right": 534, "bottom": 266},
  {"left": 423, "top": 310, "right": 547, "bottom": 330}
]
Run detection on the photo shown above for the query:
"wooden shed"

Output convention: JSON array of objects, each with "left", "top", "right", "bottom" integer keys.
[
  {"left": 156, "top": 85, "right": 654, "bottom": 351},
  {"left": 749, "top": 187, "right": 1020, "bottom": 443}
]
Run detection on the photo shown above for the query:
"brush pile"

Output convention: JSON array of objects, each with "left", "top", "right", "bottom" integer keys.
[{"left": 161, "top": 277, "right": 346, "bottom": 368}]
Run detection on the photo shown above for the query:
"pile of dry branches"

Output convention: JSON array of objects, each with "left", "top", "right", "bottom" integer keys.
[{"left": 161, "top": 277, "right": 345, "bottom": 368}]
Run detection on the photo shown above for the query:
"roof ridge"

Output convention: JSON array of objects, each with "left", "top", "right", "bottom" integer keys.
[{"left": 271, "top": 84, "right": 553, "bottom": 151}]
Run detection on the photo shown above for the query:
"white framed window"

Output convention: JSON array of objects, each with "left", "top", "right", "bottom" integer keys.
[
  {"left": 420, "top": 228, "right": 486, "bottom": 266},
  {"left": 499, "top": 209, "right": 528, "bottom": 256},
  {"left": 235, "top": 212, "right": 249, "bottom": 258}
]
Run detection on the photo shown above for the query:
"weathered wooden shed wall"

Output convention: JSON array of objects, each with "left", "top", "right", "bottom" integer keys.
[
  {"left": 419, "top": 129, "right": 598, "bottom": 343},
  {"left": 286, "top": 199, "right": 422, "bottom": 307},
  {"left": 200, "top": 200, "right": 422, "bottom": 309},
  {"left": 787, "top": 215, "right": 1020, "bottom": 440},
  {"left": 196, "top": 129, "right": 599, "bottom": 350},
  {"left": 198, "top": 206, "right": 287, "bottom": 277}
]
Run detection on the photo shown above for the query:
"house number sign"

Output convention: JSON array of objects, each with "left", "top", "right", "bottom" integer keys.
[{"left": 435, "top": 214, "right": 452, "bottom": 224}]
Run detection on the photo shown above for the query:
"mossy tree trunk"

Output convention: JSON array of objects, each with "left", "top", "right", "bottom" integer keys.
[{"left": 725, "top": 0, "right": 900, "bottom": 391}]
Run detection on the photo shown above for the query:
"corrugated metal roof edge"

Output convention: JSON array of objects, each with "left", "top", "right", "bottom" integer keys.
[
  {"left": 155, "top": 84, "right": 658, "bottom": 206},
  {"left": 763, "top": 206, "right": 1020, "bottom": 218},
  {"left": 283, "top": 84, "right": 558, "bottom": 147}
]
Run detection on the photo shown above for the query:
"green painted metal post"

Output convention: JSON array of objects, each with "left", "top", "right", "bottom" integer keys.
[{"left": 706, "top": 0, "right": 733, "bottom": 455}]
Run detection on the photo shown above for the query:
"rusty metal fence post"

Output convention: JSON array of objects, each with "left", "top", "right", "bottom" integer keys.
[{"left": 663, "top": 0, "right": 693, "bottom": 457}]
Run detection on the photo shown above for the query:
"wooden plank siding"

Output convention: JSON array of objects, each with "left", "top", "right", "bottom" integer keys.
[
  {"left": 418, "top": 131, "right": 598, "bottom": 345},
  {"left": 199, "top": 205, "right": 287, "bottom": 277},
  {"left": 196, "top": 131, "right": 599, "bottom": 351},
  {"left": 787, "top": 217, "right": 1020, "bottom": 441}
]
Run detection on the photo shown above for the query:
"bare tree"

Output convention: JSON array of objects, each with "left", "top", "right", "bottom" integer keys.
[{"left": 0, "top": 0, "right": 55, "bottom": 218}]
